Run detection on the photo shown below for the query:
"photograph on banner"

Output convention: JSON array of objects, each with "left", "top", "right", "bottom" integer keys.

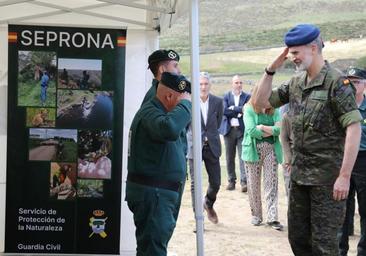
[
  {"left": 57, "top": 58, "right": 102, "bottom": 90},
  {"left": 77, "top": 179, "right": 103, "bottom": 198},
  {"left": 26, "top": 107, "right": 56, "bottom": 127},
  {"left": 49, "top": 162, "right": 77, "bottom": 200},
  {"left": 78, "top": 130, "right": 112, "bottom": 180},
  {"left": 57, "top": 90, "right": 113, "bottom": 129},
  {"left": 28, "top": 128, "right": 77, "bottom": 162},
  {"left": 17, "top": 51, "right": 57, "bottom": 107}
]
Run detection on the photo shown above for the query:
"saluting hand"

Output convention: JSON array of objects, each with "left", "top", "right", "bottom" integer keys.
[
  {"left": 267, "top": 47, "right": 289, "bottom": 72},
  {"left": 333, "top": 174, "right": 350, "bottom": 201},
  {"left": 179, "top": 92, "right": 191, "bottom": 102}
]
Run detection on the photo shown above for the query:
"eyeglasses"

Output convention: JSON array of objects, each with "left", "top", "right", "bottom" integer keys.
[{"left": 234, "top": 81, "right": 243, "bottom": 84}]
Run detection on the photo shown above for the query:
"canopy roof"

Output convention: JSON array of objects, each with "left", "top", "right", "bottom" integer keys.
[{"left": 0, "top": 0, "right": 188, "bottom": 32}]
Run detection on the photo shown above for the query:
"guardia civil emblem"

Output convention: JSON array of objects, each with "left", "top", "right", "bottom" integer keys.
[
  {"left": 168, "top": 51, "right": 177, "bottom": 59},
  {"left": 349, "top": 69, "right": 356, "bottom": 76},
  {"left": 89, "top": 210, "right": 108, "bottom": 238},
  {"left": 178, "top": 81, "right": 186, "bottom": 91}
]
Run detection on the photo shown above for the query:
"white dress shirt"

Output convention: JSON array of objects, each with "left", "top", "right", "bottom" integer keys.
[
  {"left": 230, "top": 91, "right": 241, "bottom": 127},
  {"left": 200, "top": 96, "right": 209, "bottom": 126}
]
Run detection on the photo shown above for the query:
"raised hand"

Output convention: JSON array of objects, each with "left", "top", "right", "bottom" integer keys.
[{"left": 267, "top": 47, "right": 289, "bottom": 72}]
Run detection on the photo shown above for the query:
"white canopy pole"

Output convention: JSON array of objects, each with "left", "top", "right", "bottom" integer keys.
[{"left": 190, "top": 0, "right": 204, "bottom": 255}]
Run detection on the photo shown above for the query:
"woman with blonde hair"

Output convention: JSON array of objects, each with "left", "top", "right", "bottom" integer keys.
[{"left": 242, "top": 85, "right": 283, "bottom": 230}]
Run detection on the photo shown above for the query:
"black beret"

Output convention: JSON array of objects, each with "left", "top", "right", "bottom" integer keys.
[
  {"left": 148, "top": 49, "right": 180, "bottom": 68},
  {"left": 284, "top": 24, "right": 321, "bottom": 47},
  {"left": 161, "top": 72, "right": 191, "bottom": 93},
  {"left": 346, "top": 67, "right": 366, "bottom": 80}
]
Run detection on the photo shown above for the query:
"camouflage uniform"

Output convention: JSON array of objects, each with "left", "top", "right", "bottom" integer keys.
[{"left": 269, "top": 61, "right": 362, "bottom": 255}]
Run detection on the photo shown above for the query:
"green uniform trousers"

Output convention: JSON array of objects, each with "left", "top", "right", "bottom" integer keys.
[
  {"left": 126, "top": 181, "right": 184, "bottom": 256},
  {"left": 288, "top": 181, "right": 346, "bottom": 256}
]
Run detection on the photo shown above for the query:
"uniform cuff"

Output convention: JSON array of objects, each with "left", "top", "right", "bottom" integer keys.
[
  {"left": 338, "top": 109, "right": 363, "bottom": 128},
  {"left": 269, "top": 89, "right": 282, "bottom": 108}
]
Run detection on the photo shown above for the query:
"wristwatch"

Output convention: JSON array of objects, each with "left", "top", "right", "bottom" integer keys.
[{"left": 265, "top": 67, "right": 276, "bottom": 76}]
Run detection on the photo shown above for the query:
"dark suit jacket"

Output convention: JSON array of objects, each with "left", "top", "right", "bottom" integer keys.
[
  {"left": 187, "top": 93, "right": 223, "bottom": 159},
  {"left": 219, "top": 91, "right": 250, "bottom": 136}
]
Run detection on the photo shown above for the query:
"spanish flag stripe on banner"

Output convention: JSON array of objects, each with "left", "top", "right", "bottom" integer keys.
[
  {"left": 117, "top": 36, "right": 126, "bottom": 47},
  {"left": 8, "top": 32, "right": 17, "bottom": 43}
]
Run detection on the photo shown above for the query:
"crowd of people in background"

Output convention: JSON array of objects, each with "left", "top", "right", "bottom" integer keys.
[{"left": 126, "top": 23, "right": 366, "bottom": 256}]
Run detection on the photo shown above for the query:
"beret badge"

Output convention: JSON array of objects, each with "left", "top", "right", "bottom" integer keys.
[
  {"left": 168, "top": 51, "right": 177, "bottom": 59},
  {"left": 178, "top": 80, "right": 186, "bottom": 91},
  {"left": 348, "top": 69, "right": 356, "bottom": 76}
]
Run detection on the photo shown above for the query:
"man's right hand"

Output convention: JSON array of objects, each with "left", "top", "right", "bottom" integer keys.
[
  {"left": 267, "top": 47, "right": 289, "bottom": 72},
  {"left": 179, "top": 92, "right": 191, "bottom": 102}
]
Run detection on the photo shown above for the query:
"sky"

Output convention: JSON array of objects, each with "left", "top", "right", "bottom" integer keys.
[
  {"left": 58, "top": 58, "right": 102, "bottom": 71},
  {"left": 30, "top": 128, "right": 77, "bottom": 141}
]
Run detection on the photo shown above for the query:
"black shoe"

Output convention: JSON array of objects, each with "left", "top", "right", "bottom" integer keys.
[
  {"left": 226, "top": 182, "right": 235, "bottom": 191},
  {"left": 267, "top": 221, "right": 283, "bottom": 231},
  {"left": 241, "top": 184, "right": 247, "bottom": 193},
  {"left": 204, "top": 203, "right": 219, "bottom": 224}
]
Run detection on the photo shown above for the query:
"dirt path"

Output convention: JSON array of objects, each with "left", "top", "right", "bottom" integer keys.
[
  {"left": 29, "top": 145, "right": 56, "bottom": 161},
  {"left": 168, "top": 171, "right": 360, "bottom": 256}
]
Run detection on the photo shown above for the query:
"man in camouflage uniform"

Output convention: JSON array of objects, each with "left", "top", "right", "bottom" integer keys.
[{"left": 254, "top": 24, "right": 362, "bottom": 255}]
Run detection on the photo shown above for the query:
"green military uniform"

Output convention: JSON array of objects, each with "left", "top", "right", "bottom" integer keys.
[
  {"left": 126, "top": 94, "right": 191, "bottom": 256},
  {"left": 269, "top": 61, "right": 362, "bottom": 255},
  {"left": 141, "top": 78, "right": 159, "bottom": 106}
]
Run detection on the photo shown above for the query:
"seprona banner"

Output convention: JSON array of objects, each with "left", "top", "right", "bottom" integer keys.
[{"left": 5, "top": 24, "right": 125, "bottom": 254}]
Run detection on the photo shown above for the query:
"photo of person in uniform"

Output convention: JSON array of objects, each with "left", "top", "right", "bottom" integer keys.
[
  {"left": 17, "top": 51, "right": 56, "bottom": 107},
  {"left": 57, "top": 58, "right": 101, "bottom": 90}
]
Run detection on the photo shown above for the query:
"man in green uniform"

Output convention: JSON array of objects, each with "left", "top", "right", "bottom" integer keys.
[
  {"left": 254, "top": 24, "right": 362, "bottom": 255},
  {"left": 126, "top": 72, "right": 191, "bottom": 256},
  {"left": 339, "top": 66, "right": 366, "bottom": 256},
  {"left": 142, "top": 49, "right": 181, "bottom": 105}
]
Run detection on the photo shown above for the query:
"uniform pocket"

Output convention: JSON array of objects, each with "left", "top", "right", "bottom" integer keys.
[{"left": 308, "top": 101, "right": 324, "bottom": 128}]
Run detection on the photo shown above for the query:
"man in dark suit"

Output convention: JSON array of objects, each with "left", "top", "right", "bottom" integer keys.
[
  {"left": 187, "top": 71, "right": 223, "bottom": 224},
  {"left": 220, "top": 75, "right": 250, "bottom": 192}
]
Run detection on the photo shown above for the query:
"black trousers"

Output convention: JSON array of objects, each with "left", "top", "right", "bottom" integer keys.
[
  {"left": 189, "top": 144, "right": 221, "bottom": 210},
  {"left": 339, "top": 151, "right": 366, "bottom": 256},
  {"left": 224, "top": 127, "right": 246, "bottom": 185},
  {"left": 339, "top": 174, "right": 366, "bottom": 256}
]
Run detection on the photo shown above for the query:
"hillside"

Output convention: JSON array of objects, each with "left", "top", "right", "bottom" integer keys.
[
  {"left": 175, "top": 38, "right": 366, "bottom": 97},
  {"left": 160, "top": 0, "right": 366, "bottom": 54}
]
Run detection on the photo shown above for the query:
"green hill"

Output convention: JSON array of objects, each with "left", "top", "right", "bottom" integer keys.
[{"left": 161, "top": 0, "right": 366, "bottom": 54}]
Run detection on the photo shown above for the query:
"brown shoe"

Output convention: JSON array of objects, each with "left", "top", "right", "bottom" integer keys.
[
  {"left": 204, "top": 203, "right": 218, "bottom": 224},
  {"left": 241, "top": 184, "right": 247, "bottom": 193},
  {"left": 226, "top": 182, "right": 235, "bottom": 191}
]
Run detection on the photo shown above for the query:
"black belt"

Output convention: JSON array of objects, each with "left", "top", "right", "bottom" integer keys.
[{"left": 127, "top": 173, "right": 181, "bottom": 192}]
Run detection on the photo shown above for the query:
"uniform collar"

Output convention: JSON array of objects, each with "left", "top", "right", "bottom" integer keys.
[
  {"left": 152, "top": 78, "right": 159, "bottom": 87},
  {"left": 299, "top": 61, "right": 329, "bottom": 91}
]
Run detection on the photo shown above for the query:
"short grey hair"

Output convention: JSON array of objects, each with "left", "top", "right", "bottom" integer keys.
[
  {"left": 308, "top": 35, "right": 323, "bottom": 53},
  {"left": 200, "top": 71, "right": 211, "bottom": 82}
]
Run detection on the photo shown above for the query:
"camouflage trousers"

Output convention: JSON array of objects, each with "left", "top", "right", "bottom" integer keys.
[{"left": 288, "top": 181, "right": 346, "bottom": 256}]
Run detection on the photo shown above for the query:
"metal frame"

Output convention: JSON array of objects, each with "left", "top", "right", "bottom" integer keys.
[{"left": 0, "top": 0, "right": 176, "bottom": 29}]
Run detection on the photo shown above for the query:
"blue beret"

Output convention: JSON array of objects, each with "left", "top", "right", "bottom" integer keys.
[
  {"left": 346, "top": 67, "right": 366, "bottom": 80},
  {"left": 148, "top": 49, "right": 180, "bottom": 68},
  {"left": 284, "top": 24, "right": 320, "bottom": 47},
  {"left": 161, "top": 72, "right": 191, "bottom": 93}
]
